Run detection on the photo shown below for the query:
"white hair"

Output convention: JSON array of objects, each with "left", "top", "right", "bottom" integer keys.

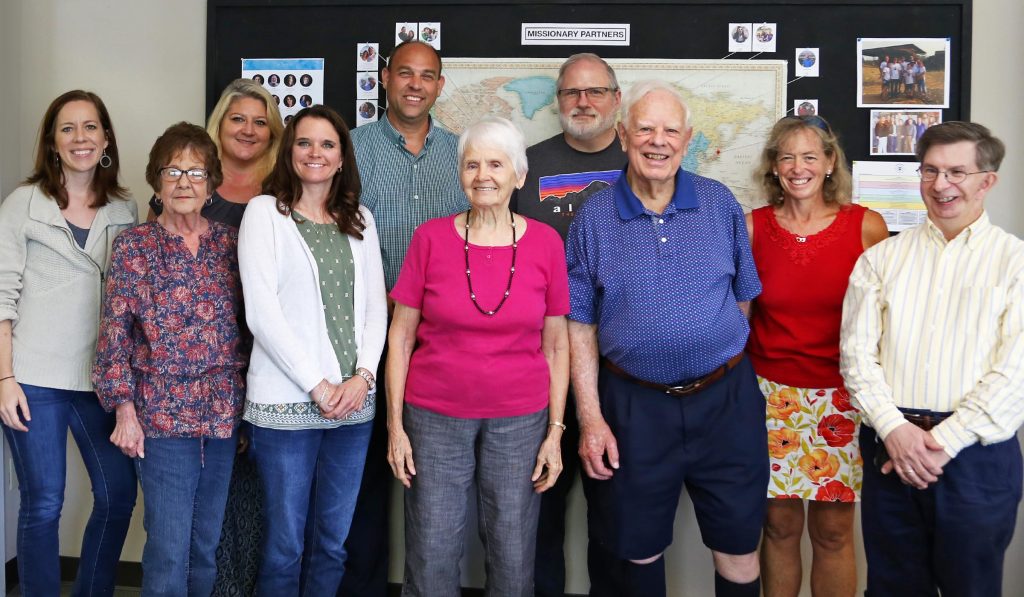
[
  {"left": 457, "top": 116, "right": 528, "bottom": 179},
  {"left": 619, "top": 80, "right": 691, "bottom": 129}
]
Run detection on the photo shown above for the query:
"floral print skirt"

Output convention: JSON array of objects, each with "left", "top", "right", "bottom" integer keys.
[{"left": 758, "top": 376, "right": 863, "bottom": 502}]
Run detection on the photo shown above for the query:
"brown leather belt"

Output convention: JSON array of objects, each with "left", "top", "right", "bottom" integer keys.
[
  {"left": 901, "top": 411, "right": 952, "bottom": 431},
  {"left": 601, "top": 353, "right": 745, "bottom": 397}
]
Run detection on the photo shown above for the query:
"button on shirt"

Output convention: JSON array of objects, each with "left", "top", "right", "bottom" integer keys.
[
  {"left": 841, "top": 212, "right": 1024, "bottom": 457},
  {"left": 351, "top": 117, "right": 468, "bottom": 289},
  {"left": 567, "top": 167, "right": 761, "bottom": 384}
]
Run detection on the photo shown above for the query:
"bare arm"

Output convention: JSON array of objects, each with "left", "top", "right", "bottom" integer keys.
[
  {"left": 533, "top": 315, "right": 569, "bottom": 492},
  {"left": 862, "top": 209, "right": 890, "bottom": 249},
  {"left": 385, "top": 303, "right": 421, "bottom": 488},
  {"left": 569, "top": 320, "right": 619, "bottom": 480}
]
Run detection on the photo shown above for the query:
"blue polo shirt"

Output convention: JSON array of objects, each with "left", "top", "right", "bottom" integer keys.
[{"left": 567, "top": 167, "right": 761, "bottom": 384}]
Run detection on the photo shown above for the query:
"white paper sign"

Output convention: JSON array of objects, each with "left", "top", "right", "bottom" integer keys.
[
  {"left": 852, "top": 160, "right": 927, "bottom": 232},
  {"left": 521, "top": 23, "right": 630, "bottom": 46}
]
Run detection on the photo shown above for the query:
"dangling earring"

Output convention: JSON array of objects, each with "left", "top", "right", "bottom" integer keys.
[
  {"left": 154, "top": 196, "right": 163, "bottom": 206},
  {"left": 826, "top": 170, "right": 832, "bottom": 179},
  {"left": 54, "top": 152, "right": 60, "bottom": 164},
  {"left": 99, "top": 149, "right": 112, "bottom": 169},
  {"left": 205, "top": 195, "right": 214, "bottom": 206}
]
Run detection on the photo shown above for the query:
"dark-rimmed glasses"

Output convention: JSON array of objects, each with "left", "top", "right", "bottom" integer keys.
[{"left": 556, "top": 87, "right": 616, "bottom": 101}]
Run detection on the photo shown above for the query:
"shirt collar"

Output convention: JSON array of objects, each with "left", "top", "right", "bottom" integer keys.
[
  {"left": 614, "top": 166, "right": 699, "bottom": 220},
  {"left": 380, "top": 113, "right": 437, "bottom": 149},
  {"left": 925, "top": 211, "right": 991, "bottom": 249}
]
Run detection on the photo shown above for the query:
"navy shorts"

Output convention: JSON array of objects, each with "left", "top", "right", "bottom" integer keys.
[{"left": 585, "top": 355, "right": 768, "bottom": 559}]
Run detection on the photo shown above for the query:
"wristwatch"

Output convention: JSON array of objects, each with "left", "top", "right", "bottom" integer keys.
[{"left": 355, "top": 367, "right": 376, "bottom": 391}]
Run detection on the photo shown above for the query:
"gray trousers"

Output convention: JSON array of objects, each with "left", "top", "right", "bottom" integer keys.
[{"left": 402, "top": 403, "right": 547, "bottom": 597}]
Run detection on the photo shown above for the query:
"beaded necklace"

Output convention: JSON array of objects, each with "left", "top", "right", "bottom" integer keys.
[{"left": 464, "top": 208, "right": 517, "bottom": 316}]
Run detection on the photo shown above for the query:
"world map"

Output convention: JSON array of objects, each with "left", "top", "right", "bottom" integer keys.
[{"left": 433, "top": 58, "right": 787, "bottom": 210}]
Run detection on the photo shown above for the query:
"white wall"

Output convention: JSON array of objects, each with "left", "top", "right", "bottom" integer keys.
[{"left": 0, "top": 1, "right": 1021, "bottom": 594}]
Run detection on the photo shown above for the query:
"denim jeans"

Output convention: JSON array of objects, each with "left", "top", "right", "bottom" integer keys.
[
  {"left": 136, "top": 434, "right": 238, "bottom": 597},
  {"left": 249, "top": 422, "right": 372, "bottom": 597},
  {"left": 401, "top": 404, "right": 547, "bottom": 597},
  {"left": 2, "top": 384, "right": 137, "bottom": 597}
]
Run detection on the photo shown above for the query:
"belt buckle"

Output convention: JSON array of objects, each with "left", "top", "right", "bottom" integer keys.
[{"left": 666, "top": 380, "right": 701, "bottom": 396}]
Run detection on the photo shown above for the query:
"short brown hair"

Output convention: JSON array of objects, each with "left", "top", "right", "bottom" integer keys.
[
  {"left": 263, "top": 106, "right": 365, "bottom": 239},
  {"left": 915, "top": 121, "right": 1005, "bottom": 171},
  {"left": 145, "top": 122, "right": 223, "bottom": 194},
  {"left": 24, "top": 90, "right": 128, "bottom": 208},
  {"left": 755, "top": 115, "right": 852, "bottom": 207}
]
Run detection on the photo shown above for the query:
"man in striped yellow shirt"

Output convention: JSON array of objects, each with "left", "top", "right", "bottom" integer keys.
[{"left": 841, "top": 121, "right": 1023, "bottom": 596}]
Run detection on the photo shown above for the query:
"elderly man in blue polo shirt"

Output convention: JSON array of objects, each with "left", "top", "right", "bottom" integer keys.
[{"left": 566, "top": 80, "right": 767, "bottom": 597}]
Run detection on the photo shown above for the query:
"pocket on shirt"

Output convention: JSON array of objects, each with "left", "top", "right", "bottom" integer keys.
[{"left": 956, "top": 286, "right": 1007, "bottom": 338}]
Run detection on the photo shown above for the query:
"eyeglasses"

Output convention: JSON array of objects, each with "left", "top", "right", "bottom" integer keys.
[
  {"left": 556, "top": 87, "right": 616, "bottom": 101},
  {"left": 783, "top": 114, "right": 833, "bottom": 134},
  {"left": 917, "top": 166, "right": 990, "bottom": 184},
  {"left": 159, "top": 167, "right": 209, "bottom": 183}
]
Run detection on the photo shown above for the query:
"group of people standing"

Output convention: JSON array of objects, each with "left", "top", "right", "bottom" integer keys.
[
  {"left": 1, "top": 40, "right": 1021, "bottom": 597},
  {"left": 879, "top": 54, "right": 929, "bottom": 100},
  {"left": 873, "top": 113, "right": 935, "bottom": 154}
]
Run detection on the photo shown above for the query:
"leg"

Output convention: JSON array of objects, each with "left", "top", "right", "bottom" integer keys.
[
  {"left": 2, "top": 384, "right": 73, "bottom": 597},
  {"left": 533, "top": 394, "right": 580, "bottom": 597},
  {"left": 760, "top": 499, "right": 804, "bottom": 597},
  {"left": 401, "top": 404, "right": 478, "bottom": 597},
  {"left": 712, "top": 552, "right": 760, "bottom": 596},
  {"left": 475, "top": 409, "right": 546, "bottom": 596},
  {"left": 212, "top": 422, "right": 263, "bottom": 597},
  {"left": 137, "top": 438, "right": 204, "bottom": 597},
  {"left": 66, "top": 390, "right": 138, "bottom": 597},
  {"left": 250, "top": 426, "right": 320, "bottom": 597},
  {"left": 932, "top": 438, "right": 1022, "bottom": 597},
  {"left": 807, "top": 501, "right": 856, "bottom": 597},
  {"left": 859, "top": 426, "right": 937, "bottom": 596},
  {"left": 187, "top": 435, "right": 239, "bottom": 597},
  {"left": 301, "top": 421, "right": 372, "bottom": 596},
  {"left": 338, "top": 358, "right": 390, "bottom": 597}
]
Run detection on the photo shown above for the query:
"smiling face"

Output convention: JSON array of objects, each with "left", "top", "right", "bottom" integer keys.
[
  {"left": 158, "top": 148, "right": 211, "bottom": 217},
  {"left": 219, "top": 97, "right": 271, "bottom": 164},
  {"left": 290, "top": 116, "right": 343, "bottom": 188},
  {"left": 557, "top": 58, "right": 620, "bottom": 142},
  {"left": 919, "top": 140, "right": 997, "bottom": 239},
  {"left": 774, "top": 127, "right": 835, "bottom": 205},
  {"left": 618, "top": 90, "right": 691, "bottom": 185},
  {"left": 381, "top": 42, "right": 444, "bottom": 126},
  {"left": 460, "top": 143, "right": 525, "bottom": 210},
  {"left": 53, "top": 100, "right": 108, "bottom": 175}
]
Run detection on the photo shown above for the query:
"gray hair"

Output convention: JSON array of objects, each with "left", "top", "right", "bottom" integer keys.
[
  {"left": 556, "top": 53, "right": 619, "bottom": 91},
  {"left": 619, "top": 80, "right": 691, "bottom": 129},
  {"left": 457, "top": 116, "right": 528, "bottom": 180}
]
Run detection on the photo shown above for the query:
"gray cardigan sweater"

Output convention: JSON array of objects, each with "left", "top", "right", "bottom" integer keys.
[{"left": 0, "top": 184, "right": 137, "bottom": 391}]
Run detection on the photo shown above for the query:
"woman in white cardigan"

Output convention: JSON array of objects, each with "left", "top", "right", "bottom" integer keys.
[{"left": 237, "top": 105, "right": 387, "bottom": 596}]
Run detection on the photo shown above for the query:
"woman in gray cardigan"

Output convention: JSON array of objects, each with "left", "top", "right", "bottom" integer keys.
[{"left": 0, "top": 90, "right": 138, "bottom": 597}]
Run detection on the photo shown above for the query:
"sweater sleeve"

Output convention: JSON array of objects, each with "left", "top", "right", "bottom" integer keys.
[
  {"left": 0, "top": 189, "right": 28, "bottom": 323},
  {"left": 355, "top": 207, "right": 388, "bottom": 374}
]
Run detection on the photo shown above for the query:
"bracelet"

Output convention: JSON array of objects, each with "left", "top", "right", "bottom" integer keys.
[
  {"left": 356, "top": 367, "right": 375, "bottom": 391},
  {"left": 0, "top": 375, "right": 14, "bottom": 383},
  {"left": 317, "top": 385, "right": 329, "bottom": 405},
  {"left": 548, "top": 421, "right": 567, "bottom": 431}
]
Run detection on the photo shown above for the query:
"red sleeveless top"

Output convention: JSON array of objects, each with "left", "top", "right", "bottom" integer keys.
[{"left": 747, "top": 203, "right": 867, "bottom": 388}]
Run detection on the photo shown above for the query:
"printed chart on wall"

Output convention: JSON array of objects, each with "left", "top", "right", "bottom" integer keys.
[
  {"left": 242, "top": 58, "right": 325, "bottom": 123},
  {"left": 852, "top": 160, "right": 927, "bottom": 232},
  {"left": 432, "top": 58, "right": 786, "bottom": 210}
]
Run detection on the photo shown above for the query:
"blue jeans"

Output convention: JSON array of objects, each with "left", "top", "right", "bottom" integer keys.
[
  {"left": 2, "top": 384, "right": 137, "bottom": 597},
  {"left": 136, "top": 435, "right": 238, "bottom": 597},
  {"left": 250, "top": 422, "right": 372, "bottom": 597}
]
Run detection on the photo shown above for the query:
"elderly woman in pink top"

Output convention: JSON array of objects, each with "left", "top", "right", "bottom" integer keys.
[{"left": 386, "top": 116, "right": 570, "bottom": 596}]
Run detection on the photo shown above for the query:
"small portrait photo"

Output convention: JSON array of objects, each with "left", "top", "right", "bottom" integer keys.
[
  {"left": 284, "top": 95, "right": 296, "bottom": 108},
  {"left": 418, "top": 22, "right": 441, "bottom": 49},
  {"left": 396, "top": 22, "right": 417, "bottom": 44},
  {"left": 728, "top": 22, "right": 753, "bottom": 53},
  {"left": 795, "top": 47, "right": 820, "bottom": 77},
  {"left": 357, "top": 43, "right": 379, "bottom": 72},
  {"left": 267, "top": 73, "right": 281, "bottom": 87},
  {"left": 272, "top": 95, "right": 280, "bottom": 105},
  {"left": 299, "top": 94, "right": 313, "bottom": 108},
  {"left": 284, "top": 114, "right": 294, "bottom": 125},
  {"left": 358, "top": 101, "right": 376, "bottom": 120},
  {"left": 795, "top": 100, "right": 818, "bottom": 116},
  {"left": 869, "top": 109, "right": 942, "bottom": 156},
  {"left": 300, "top": 73, "right": 313, "bottom": 87},
  {"left": 284, "top": 74, "right": 296, "bottom": 87},
  {"left": 252, "top": 73, "right": 265, "bottom": 85},
  {"left": 360, "top": 74, "right": 377, "bottom": 92},
  {"left": 857, "top": 37, "right": 951, "bottom": 108},
  {"left": 752, "top": 23, "right": 777, "bottom": 52}
]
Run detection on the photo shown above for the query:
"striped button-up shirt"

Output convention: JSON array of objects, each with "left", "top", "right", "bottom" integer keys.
[
  {"left": 840, "top": 212, "right": 1024, "bottom": 456},
  {"left": 351, "top": 116, "right": 468, "bottom": 289}
]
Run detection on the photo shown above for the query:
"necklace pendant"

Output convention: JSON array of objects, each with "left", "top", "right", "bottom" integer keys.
[
  {"left": 487, "top": 310, "right": 495, "bottom": 315},
  {"left": 796, "top": 236, "right": 807, "bottom": 243}
]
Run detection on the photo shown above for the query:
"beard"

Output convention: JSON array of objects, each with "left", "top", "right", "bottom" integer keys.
[{"left": 559, "top": 107, "right": 616, "bottom": 141}]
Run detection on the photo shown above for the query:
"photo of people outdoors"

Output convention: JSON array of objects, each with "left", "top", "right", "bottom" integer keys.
[
  {"left": 858, "top": 38, "right": 950, "bottom": 107},
  {"left": 869, "top": 109, "right": 942, "bottom": 155}
]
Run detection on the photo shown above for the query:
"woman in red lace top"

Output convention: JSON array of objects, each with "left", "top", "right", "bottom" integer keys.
[{"left": 746, "top": 115, "right": 889, "bottom": 597}]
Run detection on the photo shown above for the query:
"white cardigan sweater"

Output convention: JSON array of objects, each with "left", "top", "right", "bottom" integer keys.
[{"left": 238, "top": 195, "right": 387, "bottom": 406}]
